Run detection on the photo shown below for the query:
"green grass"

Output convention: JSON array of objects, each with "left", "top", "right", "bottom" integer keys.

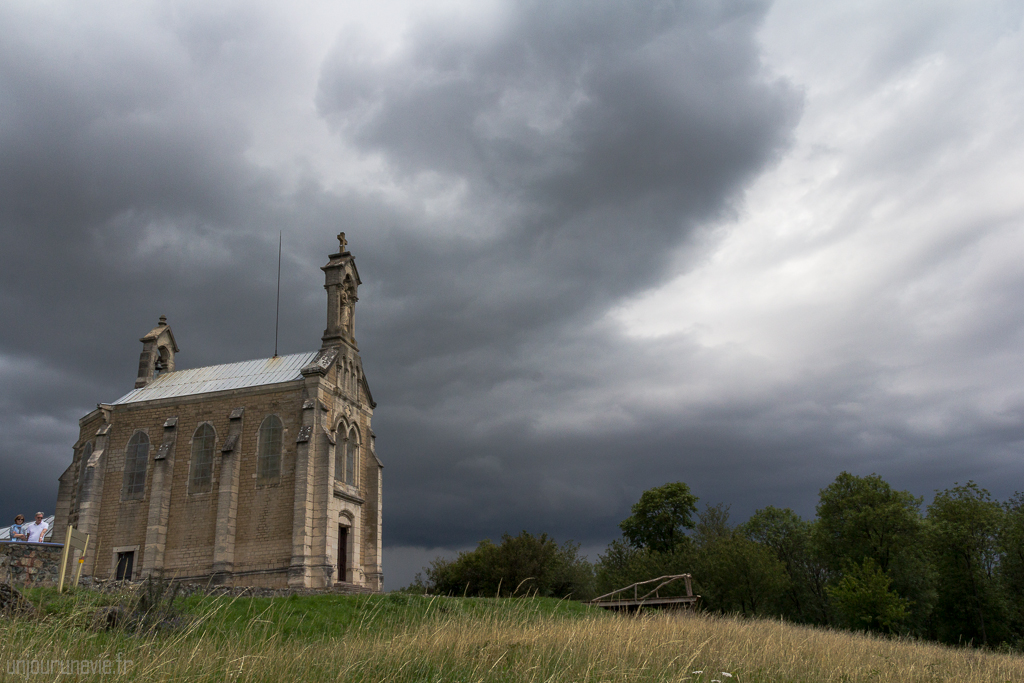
[
  {"left": 4, "top": 587, "right": 1023, "bottom": 682},
  {"left": 174, "top": 590, "right": 599, "bottom": 640},
  {"left": 17, "top": 586, "right": 599, "bottom": 647}
]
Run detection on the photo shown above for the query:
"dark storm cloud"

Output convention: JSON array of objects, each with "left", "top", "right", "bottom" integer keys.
[
  {"left": 24, "top": 0, "right": 1024, "bottom": 596},
  {"left": 374, "top": 324, "right": 1020, "bottom": 551},
  {"left": 0, "top": 2, "right": 314, "bottom": 521},
  {"left": 314, "top": 0, "right": 802, "bottom": 556},
  {"left": 370, "top": 0, "right": 1024, "bottom": 586},
  {"left": 321, "top": 0, "right": 800, "bottom": 386},
  {"left": 319, "top": 0, "right": 797, "bottom": 304},
  {"left": 1, "top": 0, "right": 1022, "bottom": 595},
  {"left": 0, "top": 0, "right": 800, "bottom": 541}
]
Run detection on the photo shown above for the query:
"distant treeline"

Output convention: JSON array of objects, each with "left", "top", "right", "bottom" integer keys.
[{"left": 405, "top": 473, "right": 1024, "bottom": 649}]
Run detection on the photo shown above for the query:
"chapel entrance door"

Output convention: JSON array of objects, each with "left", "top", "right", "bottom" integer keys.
[
  {"left": 115, "top": 551, "right": 134, "bottom": 581},
  {"left": 338, "top": 525, "right": 349, "bottom": 583}
]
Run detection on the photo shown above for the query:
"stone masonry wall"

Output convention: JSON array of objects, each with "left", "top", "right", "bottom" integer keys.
[
  {"left": 0, "top": 542, "right": 68, "bottom": 587},
  {"left": 85, "top": 384, "right": 305, "bottom": 587}
]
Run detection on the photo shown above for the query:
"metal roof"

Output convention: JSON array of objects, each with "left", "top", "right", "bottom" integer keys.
[{"left": 111, "top": 351, "right": 318, "bottom": 405}]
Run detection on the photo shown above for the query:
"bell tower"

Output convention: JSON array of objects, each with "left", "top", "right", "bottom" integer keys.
[
  {"left": 135, "top": 315, "right": 179, "bottom": 388},
  {"left": 321, "top": 232, "right": 361, "bottom": 349}
]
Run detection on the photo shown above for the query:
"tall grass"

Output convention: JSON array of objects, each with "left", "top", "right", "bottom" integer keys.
[{"left": 2, "top": 590, "right": 1021, "bottom": 681}]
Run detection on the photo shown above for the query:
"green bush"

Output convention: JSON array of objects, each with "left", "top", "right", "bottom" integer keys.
[
  {"left": 826, "top": 558, "right": 910, "bottom": 634},
  {"left": 414, "top": 531, "right": 595, "bottom": 600}
]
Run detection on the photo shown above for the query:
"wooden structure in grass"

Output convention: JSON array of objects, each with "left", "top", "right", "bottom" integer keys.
[{"left": 589, "top": 574, "right": 699, "bottom": 611}]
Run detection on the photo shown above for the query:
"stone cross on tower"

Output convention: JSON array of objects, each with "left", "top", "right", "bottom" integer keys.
[{"left": 337, "top": 232, "right": 348, "bottom": 253}]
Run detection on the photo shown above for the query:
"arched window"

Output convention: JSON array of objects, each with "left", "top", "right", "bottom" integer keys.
[
  {"left": 257, "top": 415, "right": 283, "bottom": 485},
  {"left": 189, "top": 424, "right": 216, "bottom": 494},
  {"left": 345, "top": 428, "right": 358, "bottom": 486},
  {"left": 122, "top": 431, "right": 150, "bottom": 500},
  {"left": 334, "top": 424, "right": 346, "bottom": 482}
]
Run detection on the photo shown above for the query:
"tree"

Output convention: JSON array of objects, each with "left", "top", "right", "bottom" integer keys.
[
  {"left": 1000, "top": 492, "right": 1024, "bottom": 637},
  {"left": 691, "top": 505, "right": 789, "bottom": 616},
  {"left": 826, "top": 558, "right": 910, "bottom": 634},
  {"left": 815, "top": 472, "right": 923, "bottom": 575},
  {"left": 814, "top": 472, "right": 933, "bottom": 633},
  {"left": 928, "top": 482, "right": 1008, "bottom": 646},
  {"left": 594, "top": 482, "right": 699, "bottom": 595},
  {"left": 418, "top": 531, "right": 595, "bottom": 599},
  {"left": 692, "top": 502, "right": 732, "bottom": 549},
  {"left": 744, "top": 506, "right": 831, "bottom": 624},
  {"left": 619, "top": 482, "right": 698, "bottom": 553}
]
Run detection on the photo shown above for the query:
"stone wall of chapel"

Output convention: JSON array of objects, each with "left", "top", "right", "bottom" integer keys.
[
  {"left": 231, "top": 388, "right": 302, "bottom": 578},
  {"left": 94, "top": 404, "right": 165, "bottom": 579},
  {"left": 65, "top": 412, "right": 106, "bottom": 529},
  {"left": 87, "top": 386, "right": 303, "bottom": 583},
  {"left": 161, "top": 398, "right": 231, "bottom": 578},
  {"left": 361, "top": 417, "right": 380, "bottom": 575}
]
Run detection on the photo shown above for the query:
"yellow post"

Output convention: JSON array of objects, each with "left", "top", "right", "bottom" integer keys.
[
  {"left": 58, "top": 526, "right": 91, "bottom": 592},
  {"left": 58, "top": 525, "right": 73, "bottom": 592},
  {"left": 73, "top": 536, "right": 89, "bottom": 588}
]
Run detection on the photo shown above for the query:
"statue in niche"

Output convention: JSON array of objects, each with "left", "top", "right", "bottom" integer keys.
[{"left": 339, "top": 281, "right": 357, "bottom": 338}]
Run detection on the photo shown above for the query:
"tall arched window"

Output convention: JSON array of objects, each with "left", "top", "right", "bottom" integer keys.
[
  {"left": 345, "top": 428, "right": 358, "bottom": 486},
  {"left": 122, "top": 431, "right": 150, "bottom": 500},
  {"left": 257, "top": 415, "right": 283, "bottom": 485},
  {"left": 334, "top": 423, "right": 346, "bottom": 482},
  {"left": 189, "top": 424, "right": 216, "bottom": 494}
]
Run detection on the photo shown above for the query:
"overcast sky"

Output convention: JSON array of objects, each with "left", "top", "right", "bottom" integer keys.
[{"left": 2, "top": 0, "right": 1023, "bottom": 589}]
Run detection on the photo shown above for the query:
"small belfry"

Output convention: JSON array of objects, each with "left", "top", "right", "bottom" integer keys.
[
  {"left": 54, "top": 235, "right": 383, "bottom": 591},
  {"left": 135, "top": 315, "right": 178, "bottom": 388}
]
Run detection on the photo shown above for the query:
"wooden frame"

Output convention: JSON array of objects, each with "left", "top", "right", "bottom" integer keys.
[{"left": 589, "top": 574, "right": 699, "bottom": 611}]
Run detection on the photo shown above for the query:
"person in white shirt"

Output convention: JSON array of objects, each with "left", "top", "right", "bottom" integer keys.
[{"left": 25, "top": 512, "right": 48, "bottom": 543}]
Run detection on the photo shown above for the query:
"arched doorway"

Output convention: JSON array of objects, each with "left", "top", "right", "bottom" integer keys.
[{"left": 337, "top": 524, "right": 350, "bottom": 583}]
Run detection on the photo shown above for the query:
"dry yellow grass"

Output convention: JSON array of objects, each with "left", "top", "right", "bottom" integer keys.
[
  {"left": 4, "top": 598, "right": 1023, "bottom": 681},
  {"left": 339, "top": 610, "right": 1023, "bottom": 683}
]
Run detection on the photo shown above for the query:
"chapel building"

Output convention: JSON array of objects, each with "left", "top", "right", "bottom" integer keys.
[{"left": 53, "top": 235, "right": 383, "bottom": 590}]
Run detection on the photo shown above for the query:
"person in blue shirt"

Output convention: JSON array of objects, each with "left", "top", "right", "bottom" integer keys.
[{"left": 10, "top": 515, "right": 27, "bottom": 542}]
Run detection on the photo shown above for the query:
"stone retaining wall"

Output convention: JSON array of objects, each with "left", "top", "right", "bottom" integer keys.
[
  {"left": 84, "top": 577, "right": 378, "bottom": 598},
  {"left": 0, "top": 542, "right": 67, "bottom": 587}
]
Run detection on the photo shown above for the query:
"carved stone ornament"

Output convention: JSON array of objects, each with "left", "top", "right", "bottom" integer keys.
[
  {"left": 317, "top": 348, "right": 339, "bottom": 369},
  {"left": 155, "top": 441, "right": 174, "bottom": 460}
]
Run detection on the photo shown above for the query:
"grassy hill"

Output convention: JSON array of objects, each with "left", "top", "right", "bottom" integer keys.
[{"left": 3, "top": 587, "right": 1022, "bottom": 681}]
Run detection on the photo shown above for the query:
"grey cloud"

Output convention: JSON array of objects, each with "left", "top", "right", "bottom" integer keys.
[
  {"left": 321, "top": 0, "right": 797, "bottom": 235},
  {"left": 326, "top": 0, "right": 800, "bottom": 558},
  {"left": 323, "top": 0, "right": 800, "bottom": 368},
  {"left": 0, "top": 4, "right": 319, "bottom": 524},
  {"left": 9, "top": 0, "right": 1018, "bottom": 592}
]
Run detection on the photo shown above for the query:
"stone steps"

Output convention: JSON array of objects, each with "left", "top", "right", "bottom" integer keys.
[{"left": 332, "top": 581, "right": 376, "bottom": 595}]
